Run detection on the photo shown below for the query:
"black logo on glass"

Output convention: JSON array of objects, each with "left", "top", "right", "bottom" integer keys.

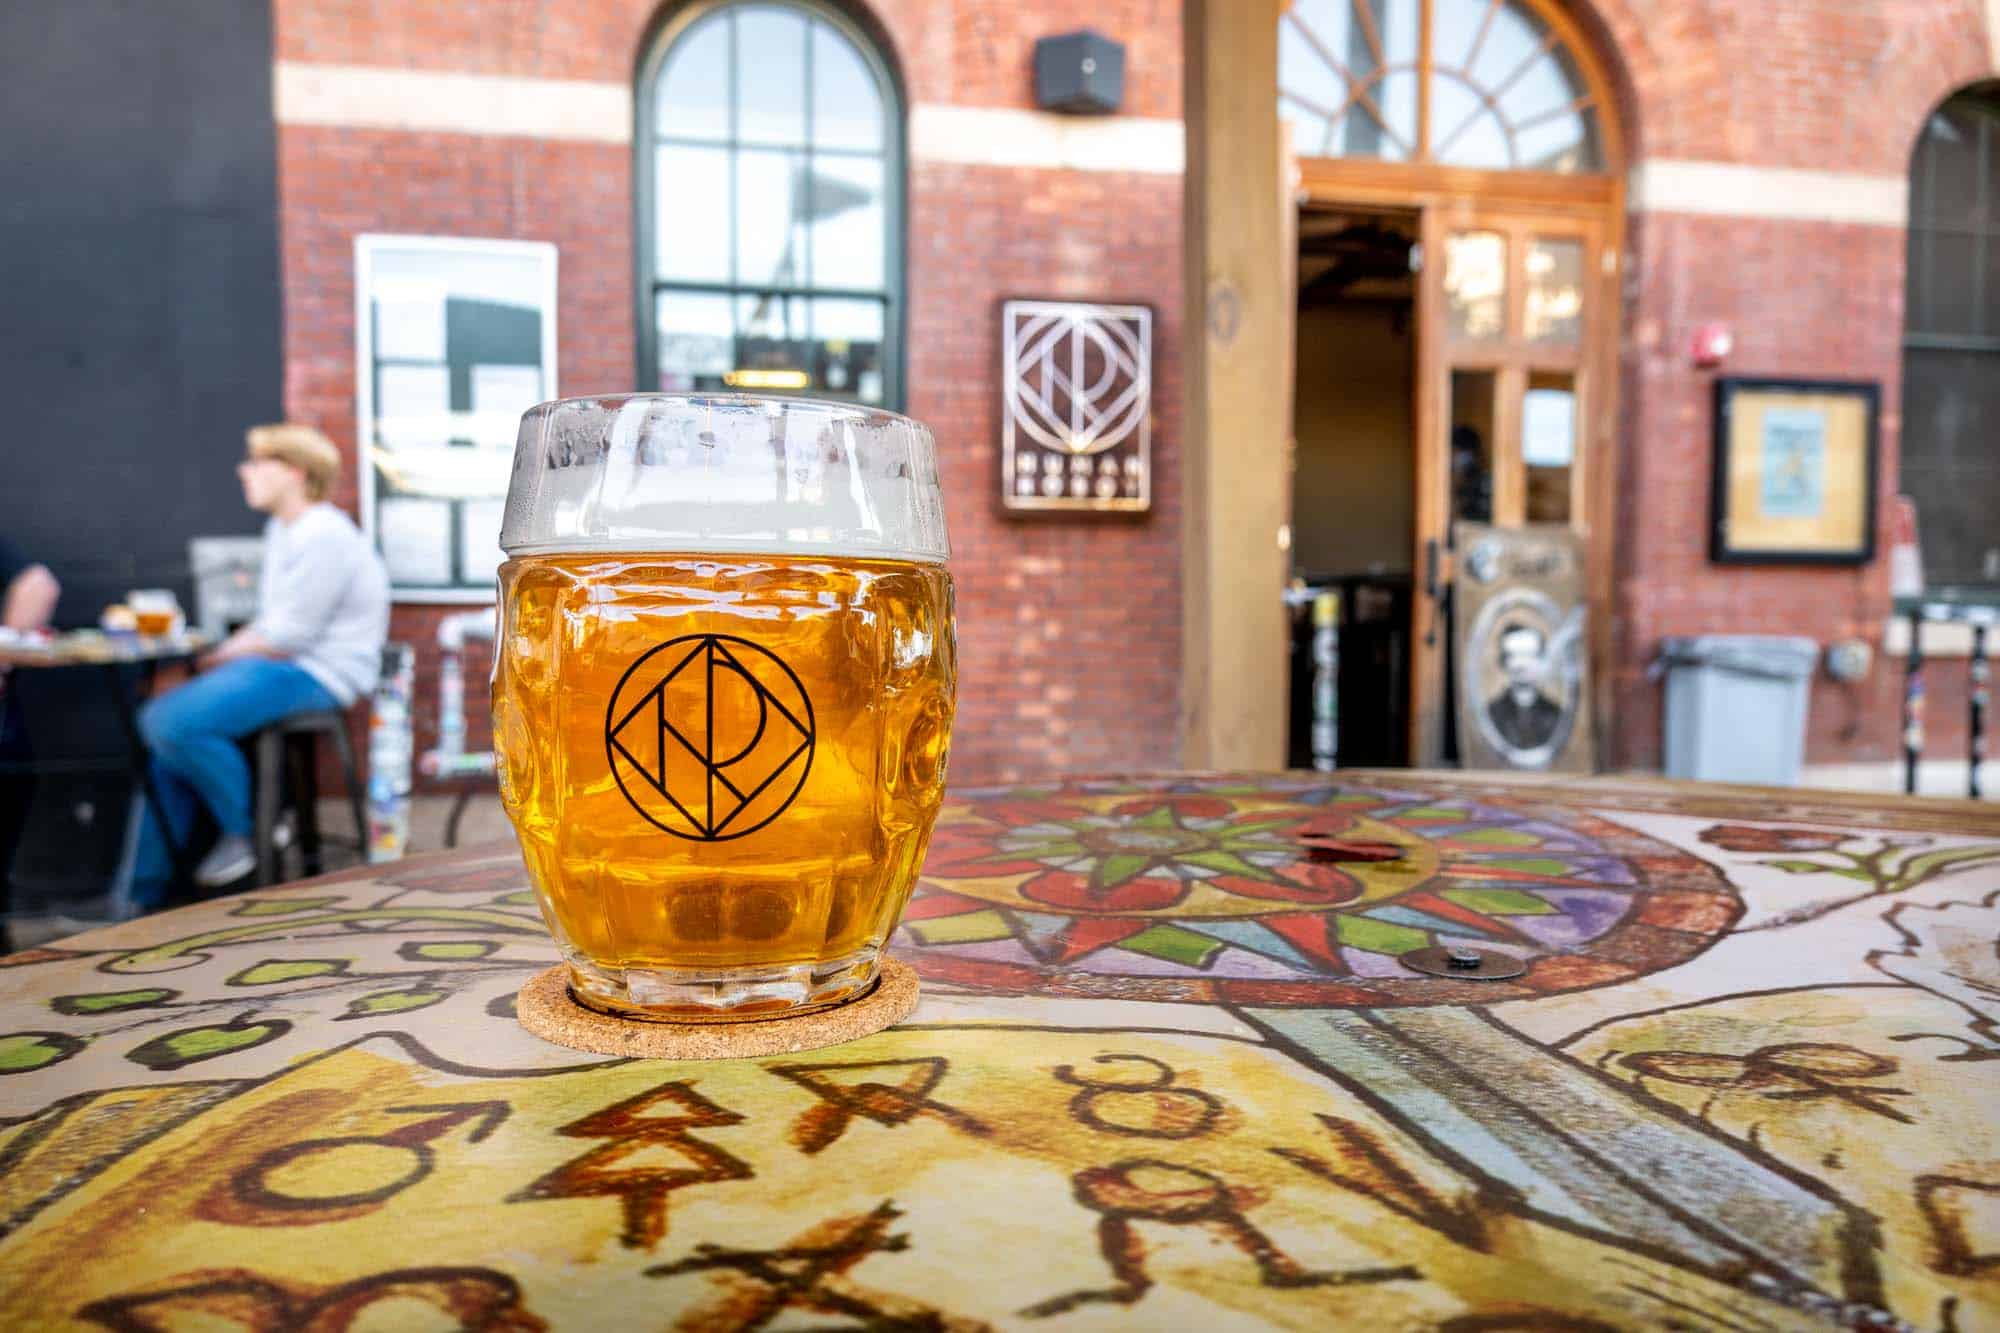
[{"left": 604, "top": 635, "right": 815, "bottom": 841}]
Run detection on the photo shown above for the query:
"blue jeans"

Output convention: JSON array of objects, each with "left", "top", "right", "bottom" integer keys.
[{"left": 132, "top": 658, "right": 337, "bottom": 905}]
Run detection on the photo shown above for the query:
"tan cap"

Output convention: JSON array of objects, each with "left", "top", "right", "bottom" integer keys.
[{"left": 245, "top": 423, "right": 341, "bottom": 501}]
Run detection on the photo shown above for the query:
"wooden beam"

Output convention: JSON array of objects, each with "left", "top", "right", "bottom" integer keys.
[{"left": 1182, "top": 0, "right": 1294, "bottom": 770}]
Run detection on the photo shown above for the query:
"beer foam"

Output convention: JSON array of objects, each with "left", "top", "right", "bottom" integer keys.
[{"left": 500, "top": 394, "right": 950, "bottom": 563}]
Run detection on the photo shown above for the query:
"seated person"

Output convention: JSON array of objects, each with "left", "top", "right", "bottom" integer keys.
[
  {"left": 133, "top": 425, "right": 389, "bottom": 902},
  {"left": 1, "top": 541, "right": 61, "bottom": 933}
]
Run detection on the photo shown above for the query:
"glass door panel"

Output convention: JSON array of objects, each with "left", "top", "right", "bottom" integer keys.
[{"left": 1523, "top": 370, "right": 1576, "bottom": 524}]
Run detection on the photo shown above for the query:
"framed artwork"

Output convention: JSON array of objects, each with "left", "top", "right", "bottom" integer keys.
[
  {"left": 1454, "top": 523, "right": 1592, "bottom": 774},
  {"left": 1000, "top": 299, "right": 1152, "bottom": 514},
  {"left": 1710, "top": 377, "right": 1878, "bottom": 564},
  {"left": 356, "top": 235, "right": 558, "bottom": 602}
]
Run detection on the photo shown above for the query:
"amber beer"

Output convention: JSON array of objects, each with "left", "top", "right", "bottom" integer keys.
[{"left": 495, "top": 549, "right": 955, "bottom": 1018}]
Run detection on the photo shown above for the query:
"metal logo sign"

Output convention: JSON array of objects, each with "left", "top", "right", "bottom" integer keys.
[{"left": 1001, "top": 300, "right": 1152, "bottom": 514}]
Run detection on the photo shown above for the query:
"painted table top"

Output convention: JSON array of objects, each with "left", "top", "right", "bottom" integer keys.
[{"left": 2, "top": 771, "right": 1997, "bottom": 1331}]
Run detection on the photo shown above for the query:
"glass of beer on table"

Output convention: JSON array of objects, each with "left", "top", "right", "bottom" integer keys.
[{"left": 494, "top": 394, "right": 956, "bottom": 1021}]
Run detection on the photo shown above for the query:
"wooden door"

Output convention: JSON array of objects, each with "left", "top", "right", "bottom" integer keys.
[{"left": 1409, "top": 204, "right": 1609, "bottom": 764}]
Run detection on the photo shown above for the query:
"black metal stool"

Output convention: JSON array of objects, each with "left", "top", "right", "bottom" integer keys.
[{"left": 251, "top": 709, "right": 366, "bottom": 885}]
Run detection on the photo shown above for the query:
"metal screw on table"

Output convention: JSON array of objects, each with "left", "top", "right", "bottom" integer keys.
[{"left": 1398, "top": 943, "right": 1526, "bottom": 980}]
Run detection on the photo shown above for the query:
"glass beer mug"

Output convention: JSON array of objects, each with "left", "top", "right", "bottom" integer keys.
[{"left": 493, "top": 395, "right": 955, "bottom": 1021}]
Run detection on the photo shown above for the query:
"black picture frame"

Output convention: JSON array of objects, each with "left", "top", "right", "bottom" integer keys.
[{"left": 1709, "top": 376, "right": 1880, "bottom": 565}]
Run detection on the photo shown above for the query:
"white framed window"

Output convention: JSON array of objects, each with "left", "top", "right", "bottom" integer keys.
[{"left": 355, "top": 234, "right": 557, "bottom": 602}]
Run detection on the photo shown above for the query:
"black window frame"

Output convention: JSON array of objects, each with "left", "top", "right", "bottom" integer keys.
[
  {"left": 1901, "top": 82, "right": 2000, "bottom": 588},
  {"left": 634, "top": 0, "right": 907, "bottom": 410}
]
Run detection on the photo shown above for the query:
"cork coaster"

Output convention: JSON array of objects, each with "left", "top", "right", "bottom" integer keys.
[{"left": 516, "top": 958, "right": 920, "bottom": 1060}]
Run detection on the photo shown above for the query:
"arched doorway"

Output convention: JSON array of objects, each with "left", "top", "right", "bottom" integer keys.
[
  {"left": 1175, "top": 0, "right": 1625, "bottom": 772},
  {"left": 1901, "top": 82, "right": 2000, "bottom": 590},
  {"left": 1281, "top": 0, "right": 1625, "bottom": 766}
]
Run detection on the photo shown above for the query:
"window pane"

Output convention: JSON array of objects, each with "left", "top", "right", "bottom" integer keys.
[
  {"left": 1283, "top": 1, "right": 1355, "bottom": 107},
  {"left": 1516, "top": 109, "right": 1599, "bottom": 173},
  {"left": 1431, "top": 75, "right": 1509, "bottom": 168},
  {"left": 735, "top": 148, "right": 808, "bottom": 287},
  {"left": 1279, "top": 97, "right": 1335, "bottom": 157},
  {"left": 1901, "top": 346, "right": 2000, "bottom": 585},
  {"left": 805, "top": 155, "right": 884, "bottom": 291},
  {"left": 1913, "top": 106, "right": 1983, "bottom": 228},
  {"left": 1468, "top": 1, "right": 1548, "bottom": 91},
  {"left": 812, "top": 20, "right": 882, "bottom": 151},
  {"left": 655, "top": 144, "right": 731, "bottom": 282},
  {"left": 1445, "top": 231, "right": 1506, "bottom": 340},
  {"left": 1280, "top": 9, "right": 1348, "bottom": 123},
  {"left": 735, "top": 291, "right": 810, "bottom": 378},
  {"left": 811, "top": 297, "right": 886, "bottom": 403},
  {"left": 1523, "top": 373, "right": 1574, "bottom": 525},
  {"left": 1496, "top": 54, "right": 1572, "bottom": 127},
  {"left": 654, "top": 13, "right": 729, "bottom": 141},
  {"left": 1375, "top": 68, "right": 1419, "bottom": 158},
  {"left": 1451, "top": 369, "right": 1496, "bottom": 525},
  {"left": 1281, "top": 0, "right": 1417, "bottom": 160},
  {"left": 656, "top": 291, "right": 735, "bottom": 391},
  {"left": 736, "top": 5, "right": 807, "bottom": 146},
  {"left": 1433, "top": 0, "right": 1495, "bottom": 68},
  {"left": 1524, "top": 237, "right": 1584, "bottom": 343},
  {"left": 1913, "top": 229, "right": 1980, "bottom": 338}
]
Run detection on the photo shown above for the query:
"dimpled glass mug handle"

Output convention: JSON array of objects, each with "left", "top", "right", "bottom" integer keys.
[{"left": 494, "top": 394, "right": 955, "bottom": 1021}]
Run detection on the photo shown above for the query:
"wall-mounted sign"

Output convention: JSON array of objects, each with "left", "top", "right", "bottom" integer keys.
[
  {"left": 1710, "top": 376, "right": 1879, "bottom": 565},
  {"left": 1000, "top": 299, "right": 1151, "bottom": 514},
  {"left": 356, "top": 234, "right": 557, "bottom": 602},
  {"left": 1455, "top": 523, "right": 1592, "bottom": 773}
]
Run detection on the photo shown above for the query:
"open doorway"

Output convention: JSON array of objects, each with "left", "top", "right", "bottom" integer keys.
[{"left": 1286, "top": 206, "right": 1418, "bottom": 769}]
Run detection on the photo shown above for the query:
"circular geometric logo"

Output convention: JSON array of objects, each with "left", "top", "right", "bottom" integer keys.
[{"left": 604, "top": 634, "right": 816, "bottom": 841}]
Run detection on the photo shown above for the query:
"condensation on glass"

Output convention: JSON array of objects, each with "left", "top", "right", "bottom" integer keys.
[
  {"left": 643, "top": 2, "right": 897, "bottom": 406},
  {"left": 1280, "top": 0, "right": 1604, "bottom": 174}
]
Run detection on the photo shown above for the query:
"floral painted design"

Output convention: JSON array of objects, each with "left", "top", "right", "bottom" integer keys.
[
  {"left": 1701, "top": 821, "right": 2000, "bottom": 931},
  {"left": 921, "top": 795, "right": 1368, "bottom": 915},
  {"left": 1699, "top": 825, "right": 1848, "bottom": 855},
  {"left": 898, "top": 776, "right": 1742, "bottom": 1007}
]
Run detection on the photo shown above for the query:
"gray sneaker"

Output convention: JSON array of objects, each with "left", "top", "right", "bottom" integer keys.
[{"left": 195, "top": 834, "right": 257, "bottom": 888}]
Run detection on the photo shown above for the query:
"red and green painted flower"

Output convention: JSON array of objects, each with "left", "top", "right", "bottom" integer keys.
[
  {"left": 921, "top": 794, "right": 1379, "bottom": 916},
  {"left": 895, "top": 780, "right": 1742, "bottom": 1007}
]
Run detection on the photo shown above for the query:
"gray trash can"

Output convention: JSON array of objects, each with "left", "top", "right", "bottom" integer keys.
[{"left": 1658, "top": 635, "right": 1819, "bottom": 785}]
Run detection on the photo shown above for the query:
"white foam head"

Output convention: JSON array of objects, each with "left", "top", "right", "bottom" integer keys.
[{"left": 500, "top": 394, "right": 950, "bottom": 563}]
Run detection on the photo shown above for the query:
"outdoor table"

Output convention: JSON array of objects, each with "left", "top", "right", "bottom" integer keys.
[
  {"left": 0, "top": 634, "right": 207, "bottom": 899},
  {"left": 1896, "top": 590, "right": 2000, "bottom": 799},
  {"left": 1, "top": 770, "right": 1996, "bottom": 1330}
]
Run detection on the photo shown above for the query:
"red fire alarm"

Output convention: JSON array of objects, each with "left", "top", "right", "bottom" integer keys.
[{"left": 1691, "top": 322, "right": 1733, "bottom": 367}]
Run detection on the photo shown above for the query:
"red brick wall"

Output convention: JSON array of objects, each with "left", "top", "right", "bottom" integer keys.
[
  {"left": 1611, "top": 214, "right": 1907, "bottom": 766},
  {"left": 275, "top": 0, "right": 1998, "bottom": 780},
  {"left": 909, "top": 161, "right": 1183, "bottom": 782},
  {"left": 273, "top": 0, "right": 1184, "bottom": 785},
  {"left": 1576, "top": 0, "right": 1997, "bottom": 768}
]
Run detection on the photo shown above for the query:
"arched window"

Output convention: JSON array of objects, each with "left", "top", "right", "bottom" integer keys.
[
  {"left": 1903, "top": 84, "right": 2000, "bottom": 587},
  {"left": 1279, "top": 0, "right": 1607, "bottom": 173},
  {"left": 637, "top": 1, "right": 902, "bottom": 406}
]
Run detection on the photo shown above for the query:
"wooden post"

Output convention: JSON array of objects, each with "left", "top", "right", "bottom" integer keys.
[{"left": 1181, "top": 0, "right": 1294, "bottom": 770}]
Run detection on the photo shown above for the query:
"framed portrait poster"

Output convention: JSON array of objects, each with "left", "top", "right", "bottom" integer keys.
[
  {"left": 1453, "top": 523, "right": 1593, "bottom": 774},
  {"left": 356, "top": 235, "right": 558, "bottom": 602},
  {"left": 1710, "top": 377, "right": 1878, "bottom": 564}
]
